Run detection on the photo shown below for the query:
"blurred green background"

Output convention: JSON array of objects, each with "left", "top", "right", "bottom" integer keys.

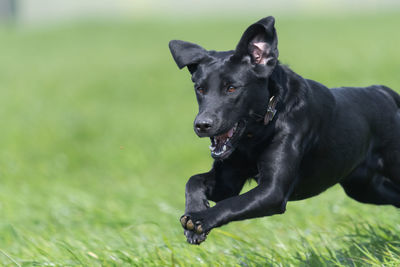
[{"left": 0, "top": 0, "right": 400, "bottom": 266}]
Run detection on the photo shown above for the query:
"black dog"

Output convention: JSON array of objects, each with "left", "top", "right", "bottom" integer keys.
[{"left": 169, "top": 16, "right": 400, "bottom": 245}]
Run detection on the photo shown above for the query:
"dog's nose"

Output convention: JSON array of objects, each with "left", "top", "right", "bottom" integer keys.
[{"left": 195, "top": 118, "right": 213, "bottom": 133}]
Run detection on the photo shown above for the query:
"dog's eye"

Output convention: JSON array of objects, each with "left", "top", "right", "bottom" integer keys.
[
  {"left": 196, "top": 87, "right": 205, "bottom": 94},
  {"left": 227, "top": 86, "right": 236, "bottom": 93}
]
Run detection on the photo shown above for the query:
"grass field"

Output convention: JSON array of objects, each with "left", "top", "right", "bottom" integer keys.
[{"left": 0, "top": 12, "right": 400, "bottom": 266}]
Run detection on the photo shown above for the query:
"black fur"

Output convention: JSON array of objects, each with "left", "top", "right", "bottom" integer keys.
[{"left": 169, "top": 16, "right": 400, "bottom": 245}]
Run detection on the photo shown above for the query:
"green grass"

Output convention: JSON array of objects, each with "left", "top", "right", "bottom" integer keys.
[{"left": 0, "top": 12, "right": 400, "bottom": 266}]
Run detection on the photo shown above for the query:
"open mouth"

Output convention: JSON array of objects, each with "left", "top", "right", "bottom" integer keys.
[{"left": 209, "top": 121, "right": 245, "bottom": 160}]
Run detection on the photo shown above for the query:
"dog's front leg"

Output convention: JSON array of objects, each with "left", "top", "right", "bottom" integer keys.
[
  {"left": 181, "top": 161, "right": 250, "bottom": 244},
  {"left": 184, "top": 171, "right": 215, "bottom": 213},
  {"left": 182, "top": 135, "right": 303, "bottom": 244},
  {"left": 180, "top": 171, "right": 214, "bottom": 244}
]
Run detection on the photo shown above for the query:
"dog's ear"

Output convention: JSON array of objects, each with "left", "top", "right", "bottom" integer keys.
[
  {"left": 234, "top": 16, "right": 278, "bottom": 68},
  {"left": 169, "top": 40, "right": 209, "bottom": 74}
]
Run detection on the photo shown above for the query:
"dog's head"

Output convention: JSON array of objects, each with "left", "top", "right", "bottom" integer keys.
[{"left": 169, "top": 16, "right": 279, "bottom": 160}]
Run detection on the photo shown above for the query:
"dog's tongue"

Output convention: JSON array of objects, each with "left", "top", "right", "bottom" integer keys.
[{"left": 217, "top": 127, "right": 234, "bottom": 141}]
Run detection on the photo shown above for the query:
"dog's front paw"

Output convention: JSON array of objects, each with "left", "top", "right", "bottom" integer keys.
[
  {"left": 180, "top": 215, "right": 209, "bottom": 245},
  {"left": 184, "top": 229, "right": 208, "bottom": 245},
  {"left": 180, "top": 215, "right": 204, "bottom": 233}
]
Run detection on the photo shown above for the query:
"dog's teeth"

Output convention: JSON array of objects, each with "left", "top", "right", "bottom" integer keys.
[{"left": 223, "top": 145, "right": 227, "bottom": 151}]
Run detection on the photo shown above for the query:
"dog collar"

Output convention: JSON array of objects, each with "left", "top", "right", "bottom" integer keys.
[{"left": 263, "top": 95, "right": 278, "bottom": 125}]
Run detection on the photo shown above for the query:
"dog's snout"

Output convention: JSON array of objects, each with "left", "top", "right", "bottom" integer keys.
[{"left": 195, "top": 118, "right": 214, "bottom": 134}]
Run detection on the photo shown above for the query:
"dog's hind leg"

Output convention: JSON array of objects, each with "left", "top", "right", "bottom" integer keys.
[
  {"left": 382, "top": 150, "right": 400, "bottom": 186},
  {"left": 344, "top": 106, "right": 400, "bottom": 207},
  {"left": 340, "top": 162, "right": 400, "bottom": 208},
  {"left": 380, "top": 113, "right": 400, "bottom": 187}
]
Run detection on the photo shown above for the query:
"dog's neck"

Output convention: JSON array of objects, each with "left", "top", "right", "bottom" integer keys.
[
  {"left": 268, "top": 62, "right": 288, "bottom": 100},
  {"left": 268, "top": 63, "right": 307, "bottom": 112},
  {"left": 249, "top": 63, "right": 301, "bottom": 125},
  {"left": 258, "top": 63, "right": 286, "bottom": 124}
]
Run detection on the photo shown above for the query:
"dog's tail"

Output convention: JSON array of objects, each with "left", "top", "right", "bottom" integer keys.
[{"left": 380, "top": 85, "right": 400, "bottom": 109}]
